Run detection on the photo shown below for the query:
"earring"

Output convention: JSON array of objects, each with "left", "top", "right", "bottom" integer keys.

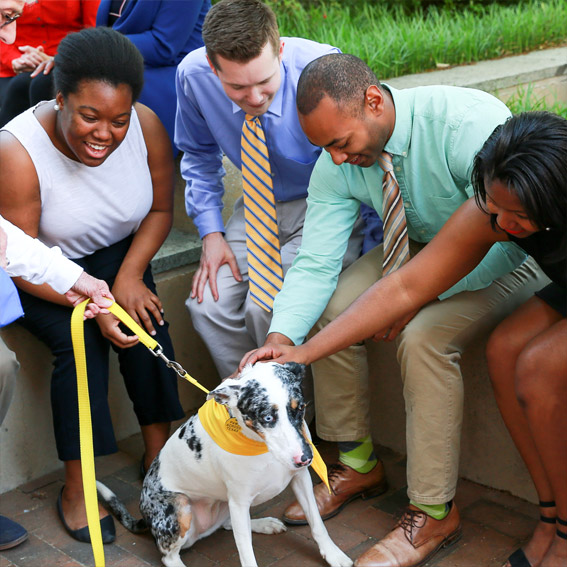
[
  {"left": 54, "top": 103, "right": 60, "bottom": 111},
  {"left": 545, "top": 227, "right": 552, "bottom": 232}
]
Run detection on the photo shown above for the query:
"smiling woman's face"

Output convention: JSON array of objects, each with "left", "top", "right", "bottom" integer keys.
[
  {"left": 484, "top": 178, "right": 540, "bottom": 238},
  {"left": 55, "top": 80, "right": 133, "bottom": 167}
]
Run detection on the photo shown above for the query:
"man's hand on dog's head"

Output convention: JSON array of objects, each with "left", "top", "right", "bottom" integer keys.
[{"left": 238, "top": 332, "right": 313, "bottom": 371}]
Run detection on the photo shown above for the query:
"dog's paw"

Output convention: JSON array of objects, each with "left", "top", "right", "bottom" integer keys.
[
  {"left": 250, "top": 517, "right": 287, "bottom": 534},
  {"left": 322, "top": 546, "right": 353, "bottom": 567}
]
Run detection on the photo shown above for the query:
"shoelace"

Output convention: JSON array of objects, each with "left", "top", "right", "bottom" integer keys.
[
  {"left": 397, "top": 508, "right": 428, "bottom": 543},
  {"left": 326, "top": 463, "right": 348, "bottom": 494}
]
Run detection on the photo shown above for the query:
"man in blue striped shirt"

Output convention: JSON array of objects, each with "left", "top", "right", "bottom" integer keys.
[{"left": 175, "top": 0, "right": 370, "bottom": 378}]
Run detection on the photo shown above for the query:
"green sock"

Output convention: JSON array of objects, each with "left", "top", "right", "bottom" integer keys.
[
  {"left": 410, "top": 500, "right": 449, "bottom": 520},
  {"left": 338, "top": 435, "right": 378, "bottom": 474}
]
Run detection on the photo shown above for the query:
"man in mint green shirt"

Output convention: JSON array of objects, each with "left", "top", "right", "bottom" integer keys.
[{"left": 256, "top": 54, "right": 547, "bottom": 567}]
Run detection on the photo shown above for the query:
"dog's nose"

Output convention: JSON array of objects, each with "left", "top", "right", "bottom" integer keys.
[{"left": 294, "top": 453, "right": 312, "bottom": 467}]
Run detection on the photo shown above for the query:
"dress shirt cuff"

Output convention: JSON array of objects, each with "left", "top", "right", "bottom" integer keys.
[
  {"left": 193, "top": 209, "right": 226, "bottom": 239},
  {"left": 8, "top": 247, "right": 83, "bottom": 295},
  {"left": 268, "top": 316, "right": 307, "bottom": 347},
  {"left": 38, "top": 254, "right": 84, "bottom": 295}
]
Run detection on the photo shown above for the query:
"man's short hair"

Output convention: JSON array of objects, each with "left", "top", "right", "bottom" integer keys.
[
  {"left": 203, "top": 0, "right": 279, "bottom": 70},
  {"left": 297, "top": 53, "right": 381, "bottom": 117}
]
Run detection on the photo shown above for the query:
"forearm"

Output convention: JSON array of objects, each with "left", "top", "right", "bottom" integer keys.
[
  {"left": 300, "top": 271, "right": 416, "bottom": 364},
  {"left": 115, "top": 210, "right": 172, "bottom": 280},
  {"left": 180, "top": 151, "right": 226, "bottom": 238},
  {"left": 14, "top": 277, "right": 69, "bottom": 307}
]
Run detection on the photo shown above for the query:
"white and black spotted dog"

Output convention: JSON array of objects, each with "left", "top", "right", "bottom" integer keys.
[{"left": 97, "top": 362, "right": 353, "bottom": 567}]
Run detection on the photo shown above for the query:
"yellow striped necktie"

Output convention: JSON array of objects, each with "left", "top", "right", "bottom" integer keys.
[
  {"left": 378, "top": 152, "right": 410, "bottom": 275},
  {"left": 241, "top": 114, "right": 284, "bottom": 312}
]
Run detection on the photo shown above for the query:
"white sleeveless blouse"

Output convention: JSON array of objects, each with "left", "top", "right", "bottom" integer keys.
[{"left": 2, "top": 102, "right": 153, "bottom": 259}]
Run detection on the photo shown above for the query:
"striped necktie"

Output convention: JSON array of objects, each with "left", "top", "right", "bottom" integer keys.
[
  {"left": 378, "top": 152, "right": 410, "bottom": 275},
  {"left": 241, "top": 114, "right": 284, "bottom": 312}
]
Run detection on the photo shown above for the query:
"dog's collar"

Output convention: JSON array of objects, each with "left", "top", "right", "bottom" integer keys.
[
  {"left": 199, "top": 399, "right": 268, "bottom": 456},
  {"left": 199, "top": 399, "right": 331, "bottom": 493}
]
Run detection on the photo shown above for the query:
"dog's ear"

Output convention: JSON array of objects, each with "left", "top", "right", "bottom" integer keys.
[
  {"left": 207, "top": 378, "right": 241, "bottom": 406},
  {"left": 282, "top": 362, "right": 306, "bottom": 382}
]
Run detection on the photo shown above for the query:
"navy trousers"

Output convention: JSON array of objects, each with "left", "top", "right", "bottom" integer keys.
[{"left": 18, "top": 236, "right": 185, "bottom": 461}]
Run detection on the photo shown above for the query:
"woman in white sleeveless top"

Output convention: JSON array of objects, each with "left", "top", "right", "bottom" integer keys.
[{"left": 0, "top": 28, "right": 184, "bottom": 544}]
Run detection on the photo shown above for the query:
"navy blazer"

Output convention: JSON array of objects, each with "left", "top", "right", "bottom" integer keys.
[{"left": 97, "top": 0, "right": 211, "bottom": 152}]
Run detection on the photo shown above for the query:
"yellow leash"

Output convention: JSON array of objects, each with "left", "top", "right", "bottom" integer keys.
[
  {"left": 71, "top": 299, "right": 209, "bottom": 566},
  {"left": 70, "top": 301, "right": 105, "bottom": 567},
  {"left": 71, "top": 299, "right": 328, "bottom": 566}
]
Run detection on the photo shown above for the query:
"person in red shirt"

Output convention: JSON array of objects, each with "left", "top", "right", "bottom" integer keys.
[{"left": 0, "top": 0, "right": 98, "bottom": 126}]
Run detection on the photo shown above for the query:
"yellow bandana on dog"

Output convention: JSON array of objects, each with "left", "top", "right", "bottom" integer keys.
[{"left": 199, "top": 399, "right": 331, "bottom": 493}]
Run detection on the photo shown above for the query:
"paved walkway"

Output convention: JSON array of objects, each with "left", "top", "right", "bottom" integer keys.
[{"left": 0, "top": 434, "right": 539, "bottom": 567}]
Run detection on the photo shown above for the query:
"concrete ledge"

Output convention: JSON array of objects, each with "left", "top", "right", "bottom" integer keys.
[
  {"left": 151, "top": 229, "right": 202, "bottom": 274},
  {"left": 386, "top": 46, "right": 567, "bottom": 92}
]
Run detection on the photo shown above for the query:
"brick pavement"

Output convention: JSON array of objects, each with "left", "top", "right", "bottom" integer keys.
[{"left": 0, "top": 434, "right": 538, "bottom": 567}]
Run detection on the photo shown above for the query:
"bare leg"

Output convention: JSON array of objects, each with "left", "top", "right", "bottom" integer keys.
[
  {"left": 61, "top": 460, "right": 110, "bottom": 530},
  {"left": 487, "top": 297, "right": 566, "bottom": 566},
  {"left": 515, "top": 318, "right": 567, "bottom": 567},
  {"left": 141, "top": 422, "right": 171, "bottom": 471}
]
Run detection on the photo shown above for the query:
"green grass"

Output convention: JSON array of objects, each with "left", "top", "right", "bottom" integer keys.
[
  {"left": 504, "top": 83, "right": 567, "bottom": 117},
  {"left": 268, "top": 0, "right": 566, "bottom": 78}
]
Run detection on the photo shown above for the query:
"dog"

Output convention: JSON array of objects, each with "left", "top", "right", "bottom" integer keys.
[{"left": 97, "top": 362, "right": 353, "bottom": 567}]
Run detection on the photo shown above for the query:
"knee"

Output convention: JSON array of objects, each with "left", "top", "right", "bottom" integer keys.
[
  {"left": 514, "top": 346, "right": 549, "bottom": 409},
  {"left": 486, "top": 323, "right": 515, "bottom": 370},
  {"left": 486, "top": 322, "right": 525, "bottom": 395},
  {"left": 186, "top": 289, "right": 225, "bottom": 328},
  {"left": 187, "top": 294, "right": 207, "bottom": 325},
  {"left": 397, "top": 317, "right": 449, "bottom": 360}
]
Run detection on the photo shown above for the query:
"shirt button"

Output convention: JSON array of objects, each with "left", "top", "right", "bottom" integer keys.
[
  {"left": 402, "top": 152, "right": 407, "bottom": 157},
  {"left": 404, "top": 202, "right": 410, "bottom": 208},
  {"left": 395, "top": 166, "right": 401, "bottom": 172}
]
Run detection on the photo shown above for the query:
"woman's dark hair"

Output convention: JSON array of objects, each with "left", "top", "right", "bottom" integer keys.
[
  {"left": 53, "top": 27, "right": 144, "bottom": 101},
  {"left": 472, "top": 111, "right": 567, "bottom": 260}
]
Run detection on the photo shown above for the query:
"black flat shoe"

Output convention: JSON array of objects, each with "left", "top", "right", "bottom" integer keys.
[
  {"left": 506, "top": 548, "right": 532, "bottom": 567},
  {"left": 56, "top": 487, "right": 115, "bottom": 544}
]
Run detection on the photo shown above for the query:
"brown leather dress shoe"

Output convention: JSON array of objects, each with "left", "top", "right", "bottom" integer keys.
[
  {"left": 283, "top": 460, "right": 388, "bottom": 525},
  {"left": 354, "top": 503, "right": 462, "bottom": 567}
]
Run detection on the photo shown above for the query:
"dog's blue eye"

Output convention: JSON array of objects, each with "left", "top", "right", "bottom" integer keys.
[{"left": 264, "top": 415, "right": 273, "bottom": 422}]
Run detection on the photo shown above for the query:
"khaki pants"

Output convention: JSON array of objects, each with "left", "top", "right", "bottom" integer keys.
[{"left": 310, "top": 242, "right": 548, "bottom": 504}]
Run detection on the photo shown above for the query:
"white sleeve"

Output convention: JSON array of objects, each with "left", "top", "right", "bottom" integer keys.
[{"left": 0, "top": 216, "right": 83, "bottom": 294}]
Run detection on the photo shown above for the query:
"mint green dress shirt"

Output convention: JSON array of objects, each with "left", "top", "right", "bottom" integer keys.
[{"left": 270, "top": 84, "right": 527, "bottom": 345}]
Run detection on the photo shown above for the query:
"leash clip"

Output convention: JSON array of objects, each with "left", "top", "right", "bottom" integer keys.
[{"left": 151, "top": 345, "right": 189, "bottom": 379}]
